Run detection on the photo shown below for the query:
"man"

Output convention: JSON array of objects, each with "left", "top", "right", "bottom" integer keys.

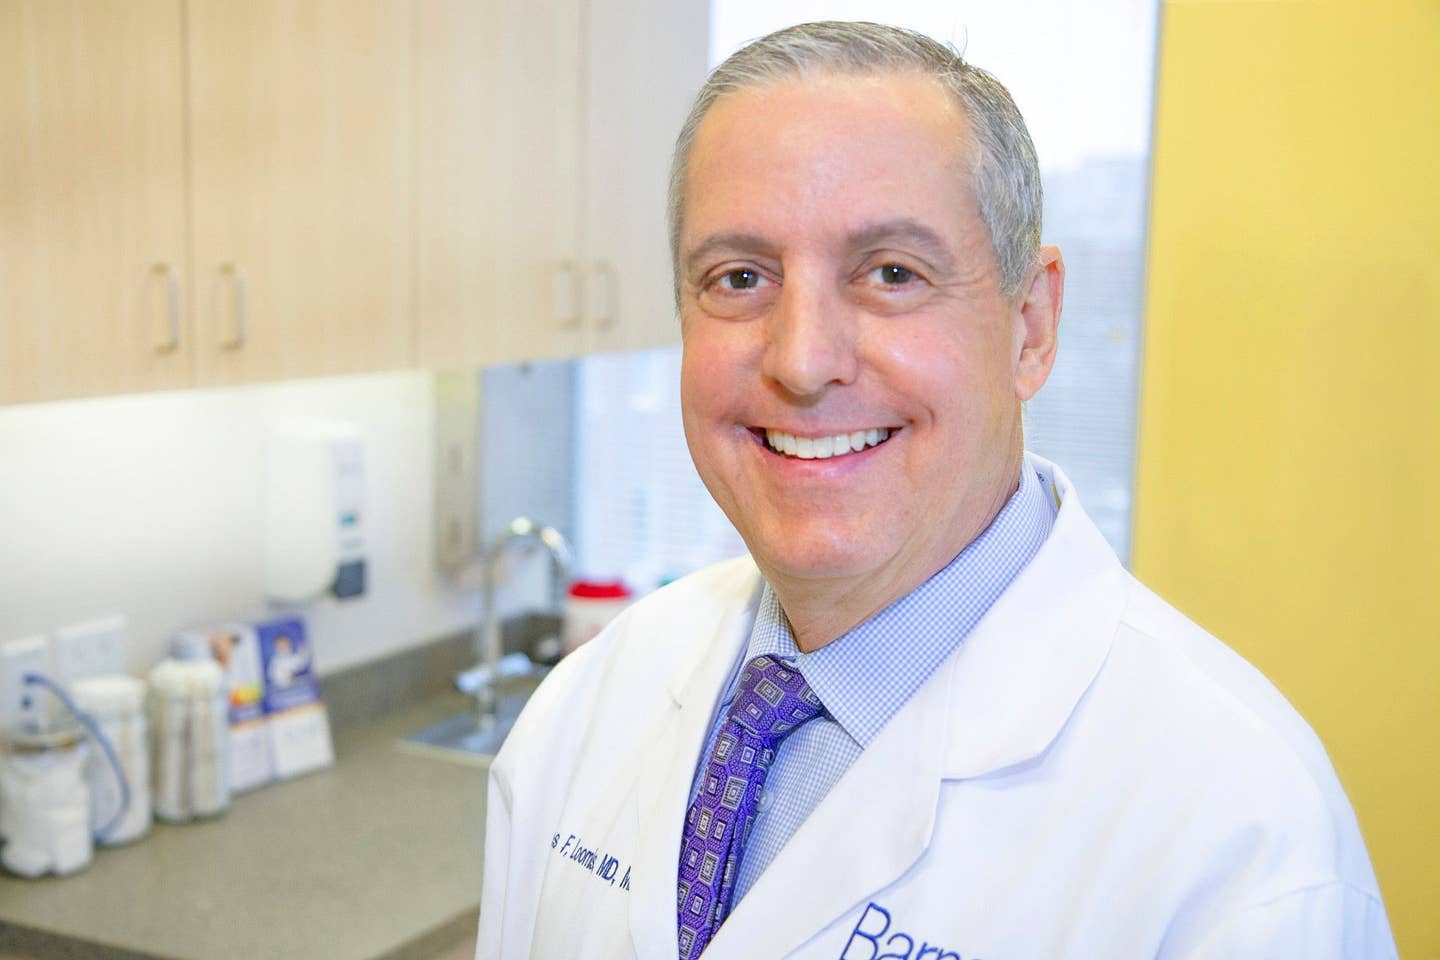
[{"left": 477, "top": 22, "right": 1395, "bottom": 959}]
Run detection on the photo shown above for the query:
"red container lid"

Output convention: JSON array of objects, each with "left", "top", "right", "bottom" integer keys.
[{"left": 567, "top": 579, "right": 632, "bottom": 600}]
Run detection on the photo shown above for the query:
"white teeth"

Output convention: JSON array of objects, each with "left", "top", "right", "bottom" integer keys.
[{"left": 764, "top": 427, "right": 891, "bottom": 460}]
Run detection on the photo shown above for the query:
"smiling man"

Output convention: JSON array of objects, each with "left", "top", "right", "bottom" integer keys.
[
  {"left": 676, "top": 64, "right": 1059, "bottom": 655},
  {"left": 476, "top": 22, "right": 1395, "bottom": 960}
]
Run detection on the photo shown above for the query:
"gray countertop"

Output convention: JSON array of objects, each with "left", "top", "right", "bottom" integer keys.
[{"left": 0, "top": 693, "right": 488, "bottom": 960}]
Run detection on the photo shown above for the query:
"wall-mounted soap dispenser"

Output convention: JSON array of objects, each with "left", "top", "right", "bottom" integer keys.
[{"left": 263, "top": 421, "right": 367, "bottom": 604}]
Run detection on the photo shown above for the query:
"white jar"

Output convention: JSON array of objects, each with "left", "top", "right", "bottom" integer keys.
[
  {"left": 562, "top": 580, "right": 634, "bottom": 655},
  {"left": 148, "top": 659, "right": 230, "bottom": 822},
  {"left": 0, "top": 727, "right": 92, "bottom": 878},
  {"left": 72, "top": 675, "right": 151, "bottom": 846}
]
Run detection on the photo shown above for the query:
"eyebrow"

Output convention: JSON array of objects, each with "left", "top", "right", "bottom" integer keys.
[
  {"left": 682, "top": 218, "right": 956, "bottom": 281},
  {"left": 847, "top": 219, "right": 956, "bottom": 270},
  {"left": 682, "top": 232, "right": 777, "bottom": 281}
]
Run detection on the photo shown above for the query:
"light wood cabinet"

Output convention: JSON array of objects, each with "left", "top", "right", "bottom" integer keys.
[
  {"left": 415, "top": 0, "right": 707, "bottom": 368},
  {"left": 2, "top": 0, "right": 412, "bottom": 406},
  {"left": 2, "top": 0, "right": 706, "bottom": 407},
  {"left": 0, "top": 0, "right": 192, "bottom": 405},
  {"left": 187, "top": 0, "right": 414, "bottom": 386},
  {"left": 582, "top": 0, "right": 708, "bottom": 356},
  {"left": 414, "top": 0, "right": 585, "bottom": 368}
]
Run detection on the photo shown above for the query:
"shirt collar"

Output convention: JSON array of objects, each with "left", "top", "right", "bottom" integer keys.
[{"left": 742, "top": 460, "right": 1055, "bottom": 747}]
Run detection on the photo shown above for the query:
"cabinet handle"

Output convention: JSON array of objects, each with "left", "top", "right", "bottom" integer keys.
[
  {"left": 592, "top": 261, "right": 618, "bottom": 330},
  {"left": 218, "top": 263, "right": 246, "bottom": 350},
  {"left": 152, "top": 262, "right": 180, "bottom": 354},
  {"left": 553, "top": 261, "right": 581, "bottom": 330}
]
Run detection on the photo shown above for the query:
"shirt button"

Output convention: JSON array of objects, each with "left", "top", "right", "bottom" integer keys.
[{"left": 757, "top": 791, "right": 773, "bottom": 812}]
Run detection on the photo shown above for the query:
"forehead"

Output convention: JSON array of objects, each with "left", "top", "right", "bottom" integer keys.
[{"left": 681, "top": 71, "right": 978, "bottom": 256}]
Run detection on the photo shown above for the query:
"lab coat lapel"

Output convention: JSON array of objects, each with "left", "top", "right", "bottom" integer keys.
[
  {"left": 627, "top": 566, "right": 763, "bottom": 960},
  {"left": 706, "top": 660, "right": 949, "bottom": 960}
]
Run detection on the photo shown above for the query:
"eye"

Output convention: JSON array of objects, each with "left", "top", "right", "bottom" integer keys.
[
  {"left": 695, "top": 263, "right": 777, "bottom": 318},
  {"left": 717, "top": 268, "right": 765, "bottom": 291},
  {"left": 870, "top": 263, "right": 917, "bottom": 286}
]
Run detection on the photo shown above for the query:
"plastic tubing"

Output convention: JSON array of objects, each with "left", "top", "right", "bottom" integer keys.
[{"left": 21, "top": 672, "right": 131, "bottom": 843}]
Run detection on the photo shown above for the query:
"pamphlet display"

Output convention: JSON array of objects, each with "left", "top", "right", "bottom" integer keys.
[
  {"left": 256, "top": 618, "right": 334, "bottom": 780},
  {"left": 173, "top": 616, "right": 334, "bottom": 794}
]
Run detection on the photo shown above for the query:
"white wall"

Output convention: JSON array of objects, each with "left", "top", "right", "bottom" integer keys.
[{"left": 0, "top": 371, "right": 480, "bottom": 678}]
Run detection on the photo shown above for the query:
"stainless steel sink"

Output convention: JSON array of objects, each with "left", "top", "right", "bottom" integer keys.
[{"left": 400, "top": 676, "right": 542, "bottom": 764}]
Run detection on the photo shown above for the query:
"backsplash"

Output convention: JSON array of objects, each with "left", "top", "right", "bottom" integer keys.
[{"left": 0, "top": 371, "right": 480, "bottom": 678}]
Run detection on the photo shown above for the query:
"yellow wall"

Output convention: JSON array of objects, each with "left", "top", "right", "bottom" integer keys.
[{"left": 1135, "top": 1, "right": 1439, "bottom": 954}]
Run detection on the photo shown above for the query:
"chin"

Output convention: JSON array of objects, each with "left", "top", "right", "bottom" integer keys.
[{"left": 746, "top": 525, "right": 889, "bottom": 584}]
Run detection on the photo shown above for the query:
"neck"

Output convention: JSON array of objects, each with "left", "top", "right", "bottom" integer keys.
[{"left": 767, "top": 456, "right": 1024, "bottom": 654}]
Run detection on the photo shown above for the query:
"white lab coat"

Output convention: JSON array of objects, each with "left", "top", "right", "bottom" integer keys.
[{"left": 477, "top": 457, "right": 1395, "bottom": 959}]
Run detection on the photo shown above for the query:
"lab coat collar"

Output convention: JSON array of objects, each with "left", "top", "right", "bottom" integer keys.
[
  {"left": 628, "top": 559, "right": 763, "bottom": 960},
  {"left": 670, "top": 556, "right": 765, "bottom": 712},
  {"left": 707, "top": 456, "right": 1127, "bottom": 958},
  {"left": 938, "top": 454, "right": 1126, "bottom": 778}
]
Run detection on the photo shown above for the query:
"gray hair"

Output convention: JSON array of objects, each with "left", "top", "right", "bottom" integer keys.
[{"left": 667, "top": 21, "right": 1043, "bottom": 298}]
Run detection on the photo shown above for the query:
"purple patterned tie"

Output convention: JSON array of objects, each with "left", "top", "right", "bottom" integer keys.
[{"left": 676, "top": 654, "right": 825, "bottom": 958}]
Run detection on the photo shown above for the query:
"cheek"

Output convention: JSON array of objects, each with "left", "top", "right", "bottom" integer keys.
[
  {"left": 681, "top": 320, "right": 753, "bottom": 412},
  {"left": 680, "top": 335, "right": 717, "bottom": 412},
  {"left": 871, "top": 326, "right": 1015, "bottom": 440},
  {"left": 678, "top": 359, "right": 711, "bottom": 457},
  {"left": 680, "top": 331, "right": 739, "bottom": 466}
]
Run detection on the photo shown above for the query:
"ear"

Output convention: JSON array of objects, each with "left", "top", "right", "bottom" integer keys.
[{"left": 1012, "top": 245, "right": 1064, "bottom": 402}]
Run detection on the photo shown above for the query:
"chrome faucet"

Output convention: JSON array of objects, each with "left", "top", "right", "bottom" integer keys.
[{"left": 455, "top": 516, "right": 572, "bottom": 730}]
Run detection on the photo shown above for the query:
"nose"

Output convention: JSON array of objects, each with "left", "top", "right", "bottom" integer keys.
[{"left": 760, "top": 272, "right": 859, "bottom": 400}]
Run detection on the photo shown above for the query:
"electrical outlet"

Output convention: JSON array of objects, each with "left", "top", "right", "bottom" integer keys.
[
  {"left": 54, "top": 615, "right": 128, "bottom": 685},
  {"left": 0, "top": 635, "right": 50, "bottom": 733}
]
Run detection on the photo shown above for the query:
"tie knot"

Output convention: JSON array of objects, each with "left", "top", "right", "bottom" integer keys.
[{"left": 726, "top": 654, "right": 825, "bottom": 741}]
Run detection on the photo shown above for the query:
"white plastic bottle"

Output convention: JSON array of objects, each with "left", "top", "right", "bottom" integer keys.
[
  {"left": 186, "top": 659, "right": 229, "bottom": 817},
  {"left": 149, "top": 660, "right": 187, "bottom": 822}
]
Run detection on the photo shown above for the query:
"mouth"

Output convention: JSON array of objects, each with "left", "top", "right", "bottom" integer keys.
[{"left": 752, "top": 426, "right": 895, "bottom": 461}]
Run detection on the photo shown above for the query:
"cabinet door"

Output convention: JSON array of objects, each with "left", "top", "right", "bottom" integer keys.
[
  {"left": 0, "top": 0, "right": 191, "bottom": 406},
  {"left": 187, "top": 1, "right": 413, "bottom": 386},
  {"left": 582, "top": 0, "right": 708, "bottom": 355},
  {"left": 414, "top": 0, "right": 584, "bottom": 368}
]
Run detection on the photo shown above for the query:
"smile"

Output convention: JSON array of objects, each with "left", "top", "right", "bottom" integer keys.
[{"left": 762, "top": 427, "right": 892, "bottom": 460}]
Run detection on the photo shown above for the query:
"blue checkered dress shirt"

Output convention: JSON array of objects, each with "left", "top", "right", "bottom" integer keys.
[{"left": 687, "top": 457, "right": 1057, "bottom": 904}]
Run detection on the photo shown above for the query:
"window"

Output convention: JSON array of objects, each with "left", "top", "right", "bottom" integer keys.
[{"left": 570, "top": 1, "right": 1159, "bottom": 589}]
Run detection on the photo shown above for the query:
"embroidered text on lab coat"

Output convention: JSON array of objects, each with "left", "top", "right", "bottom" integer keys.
[
  {"left": 551, "top": 832, "right": 631, "bottom": 891},
  {"left": 840, "top": 902, "right": 974, "bottom": 960}
]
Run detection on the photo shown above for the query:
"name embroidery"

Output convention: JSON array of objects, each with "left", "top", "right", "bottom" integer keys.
[
  {"left": 840, "top": 902, "right": 975, "bottom": 960},
  {"left": 551, "top": 832, "right": 631, "bottom": 891}
]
